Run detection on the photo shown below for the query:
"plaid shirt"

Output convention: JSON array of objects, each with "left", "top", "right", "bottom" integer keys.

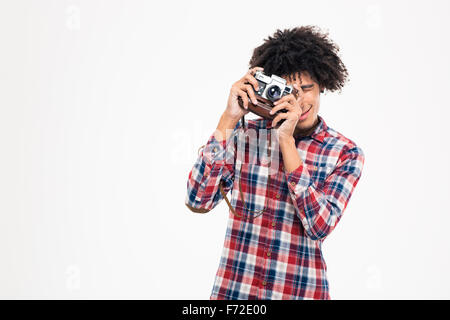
[{"left": 185, "top": 115, "right": 365, "bottom": 300}]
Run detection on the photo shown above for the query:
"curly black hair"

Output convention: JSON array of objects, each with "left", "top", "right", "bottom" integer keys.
[{"left": 249, "top": 25, "right": 348, "bottom": 93}]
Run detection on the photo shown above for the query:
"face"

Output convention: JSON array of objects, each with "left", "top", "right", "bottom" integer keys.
[{"left": 283, "top": 71, "right": 322, "bottom": 132}]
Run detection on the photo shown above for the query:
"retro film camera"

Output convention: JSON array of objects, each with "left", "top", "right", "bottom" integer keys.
[{"left": 238, "top": 70, "right": 299, "bottom": 122}]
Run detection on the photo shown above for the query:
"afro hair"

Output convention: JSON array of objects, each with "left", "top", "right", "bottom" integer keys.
[{"left": 249, "top": 25, "right": 348, "bottom": 93}]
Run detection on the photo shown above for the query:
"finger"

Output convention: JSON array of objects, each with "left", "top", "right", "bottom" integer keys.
[
  {"left": 248, "top": 66, "right": 264, "bottom": 75},
  {"left": 274, "top": 95, "right": 302, "bottom": 113},
  {"left": 271, "top": 112, "right": 289, "bottom": 128},
  {"left": 243, "top": 74, "right": 260, "bottom": 91},
  {"left": 292, "top": 84, "right": 305, "bottom": 101},
  {"left": 293, "top": 83, "right": 304, "bottom": 94},
  {"left": 236, "top": 88, "right": 249, "bottom": 109},
  {"left": 284, "top": 94, "right": 298, "bottom": 105},
  {"left": 273, "top": 95, "right": 286, "bottom": 106},
  {"left": 241, "top": 83, "right": 258, "bottom": 104},
  {"left": 273, "top": 93, "right": 294, "bottom": 106},
  {"left": 269, "top": 101, "right": 293, "bottom": 115}
]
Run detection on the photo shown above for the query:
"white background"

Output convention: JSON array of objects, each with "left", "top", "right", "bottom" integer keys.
[{"left": 1, "top": 0, "right": 449, "bottom": 299}]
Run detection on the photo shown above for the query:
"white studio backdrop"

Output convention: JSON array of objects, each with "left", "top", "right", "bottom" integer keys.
[{"left": 0, "top": 0, "right": 449, "bottom": 299}]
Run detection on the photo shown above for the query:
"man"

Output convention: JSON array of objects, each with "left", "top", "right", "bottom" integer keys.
[{"left": 185, "top": 26, "right": 365, "bottom": 300}]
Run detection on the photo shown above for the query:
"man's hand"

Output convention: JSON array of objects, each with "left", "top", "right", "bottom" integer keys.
[
  {"left": 268, "top": 84, "right": 305, "bottom": 173},
  {"left": 214, "top": 66, "right": 264, "bottom": 142},
  {"left": 269, "top": 84, "right": 305, "bottom": 141},
  {"left": 224, "top": 66, "right": 264, "bottom": 121}
]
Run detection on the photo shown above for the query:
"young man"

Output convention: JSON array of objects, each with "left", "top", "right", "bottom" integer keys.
[{"left": 185, "top": 26, "right": 365, "bottom": 300}]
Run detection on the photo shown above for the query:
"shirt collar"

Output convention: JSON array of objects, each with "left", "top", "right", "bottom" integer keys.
[
  {"left": 307, "top": 115, "right": 327, "bottom": 144},
  {"left": 265, "top": 115, "right": 327, "bottom": 144}
]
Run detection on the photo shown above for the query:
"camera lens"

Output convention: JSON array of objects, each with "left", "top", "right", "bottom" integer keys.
[{"left": 267, "top": 85, "right": 282, "bottom": 102}]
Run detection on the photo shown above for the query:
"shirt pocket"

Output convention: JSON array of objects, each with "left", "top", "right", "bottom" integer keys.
[
  {"left": 305, "top": 162, "right": 335, "bottom": 188},
  {"left": 230, "top": 163, "right": 269, "bottom": 219}
]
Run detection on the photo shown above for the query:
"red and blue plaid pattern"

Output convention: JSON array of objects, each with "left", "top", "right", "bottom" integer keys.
[{"left": 185, "top": 115, "right": 365, "bottom": 300}]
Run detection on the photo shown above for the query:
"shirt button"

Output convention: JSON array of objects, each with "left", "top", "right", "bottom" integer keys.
[
  {"left": 275, "top": 194, "right": 280, "bottom": 199},
  {"left": 271, "top": 221, "right": 276, "bottom": 227},
  {"left": 213, "top": 147, "right": 218, "bottom": 152},
  {"left": 267, "top": 251, "right": 271, "bottom": 257},
  {"left": 262, "top": 281, "right": 267, "bottom": 286},
  {"left": 290, "top": 181, "right": 296, "bottom": 187}
]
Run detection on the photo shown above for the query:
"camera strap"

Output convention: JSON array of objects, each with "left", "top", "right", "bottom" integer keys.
[
  {"left": 218, "top": 115, "right": 270, "bottom": 219},
  {"left": 191, "top": 116, "right": 271, "bottom": 219}
]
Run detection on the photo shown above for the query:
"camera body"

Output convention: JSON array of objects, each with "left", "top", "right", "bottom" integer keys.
[
  {"left": 237, "top": 70, "right": 298, "bottom": 124},
  {"left": 254, "top": 70, "right": 294, "bottom": 102}
]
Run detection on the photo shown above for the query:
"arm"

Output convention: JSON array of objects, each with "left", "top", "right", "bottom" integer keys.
[
  {"left": 281, "top": 139, "right": 365, "bottom": 240},
  {"left": 185, "top": 113, "right": 241, "bottom": 213},
  {"left": 185, "top": 66, "right": 265, "bottom": 213}
]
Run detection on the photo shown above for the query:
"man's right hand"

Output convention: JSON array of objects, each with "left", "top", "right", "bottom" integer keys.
[
  {"left": 215, "top": 66, "right": 264, "bottom": 142},
  {"left": 224, "top": 66, "right": 264, "bottom": 121}
]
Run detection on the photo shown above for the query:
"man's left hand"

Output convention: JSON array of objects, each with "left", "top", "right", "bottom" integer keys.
[{"left": 269, "top": 84, "right": 305, "bottom": 140}]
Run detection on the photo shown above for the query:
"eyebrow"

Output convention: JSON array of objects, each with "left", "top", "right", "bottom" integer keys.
[{"left": 300, "top": 84, "right": 314, "bottom": 89}]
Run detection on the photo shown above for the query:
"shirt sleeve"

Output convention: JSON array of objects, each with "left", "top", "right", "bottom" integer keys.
[
  {"left": 283, "top": 145, "right": 365, "bottom": 240},
  {"left": 185, "top": 121, "right": 241, "bottom": 213}
]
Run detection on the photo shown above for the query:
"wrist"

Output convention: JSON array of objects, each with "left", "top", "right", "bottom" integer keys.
[
  {"left": 215, "top": 112, "right": 240, "bottom": 142},
  {"left": 279, "top": 135, "right": 295, "bottom": 147},
  {"left": 222, "top": 110, "right": 242, "bottom": 125}
]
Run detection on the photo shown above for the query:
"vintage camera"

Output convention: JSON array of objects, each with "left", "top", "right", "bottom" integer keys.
[
  {"left": 254, "top": 70, "right": 294, "bottom": 102},
  {"left": 237, "top": 70, "right": 298, "bottom": 123}
]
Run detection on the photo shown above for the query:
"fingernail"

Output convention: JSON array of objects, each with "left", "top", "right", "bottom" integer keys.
[{"left": 253, "top": 99, "right": 257, "bottom": 104}]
